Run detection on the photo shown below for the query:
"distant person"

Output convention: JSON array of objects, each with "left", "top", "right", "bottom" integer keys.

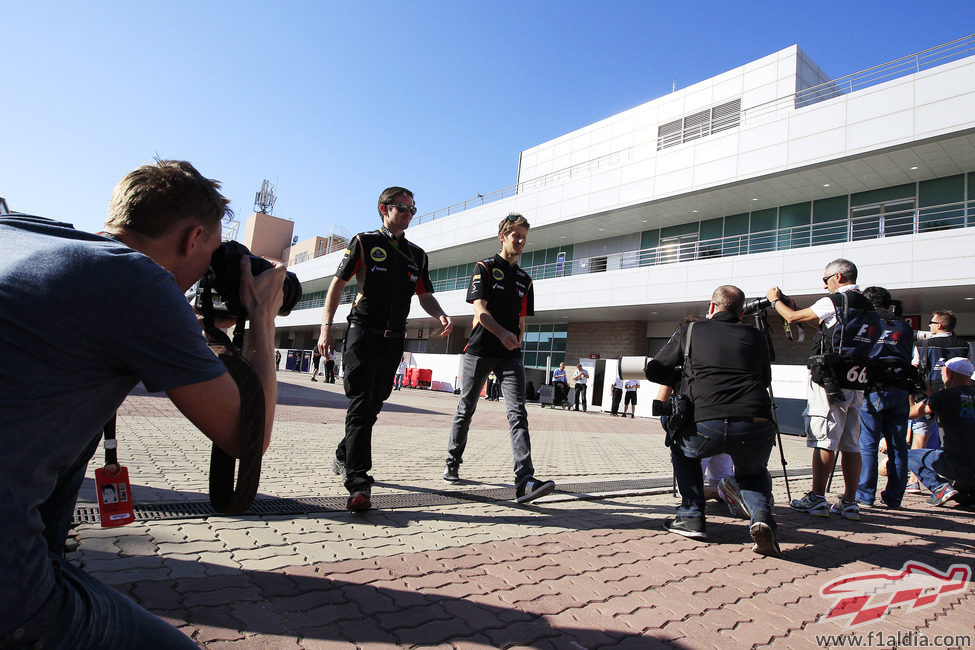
[
  {"left": 318, "top": 186, "right": 453, "bottom": 512},
  {"left": 311, "top": 348, "right": 322, "bottom": 381},
  {"left": 394, "top": 356, "right": 406, "bottom": 390},
  {"left": 442, "top": 214, "right": 555, "bottom": 504},
  {"left": 553, "top": 362, "right": 569, "bottom": 406},
  {"left": 572, "top": 364, "right": 589, "bottom": 412},
  {"left": 275, "top": 349, "right": 281, "bottom": 370},
  {"left": 622, "top": 379, "right": 639, "bottom": 418},
  {"left": 610, "top": 376, "right": 624, "bottom": 416},
  {"left": 324, "top": 351, "right": 336, "bottom": 383}
]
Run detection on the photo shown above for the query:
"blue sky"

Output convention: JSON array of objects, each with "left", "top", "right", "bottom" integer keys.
[{"left": 3, "top": 1, "right": 974, "bottom": 243}]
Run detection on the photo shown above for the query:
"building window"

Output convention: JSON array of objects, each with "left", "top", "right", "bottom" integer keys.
[{"left": 522, "top": 324, "right": 568, "bottom": 370}]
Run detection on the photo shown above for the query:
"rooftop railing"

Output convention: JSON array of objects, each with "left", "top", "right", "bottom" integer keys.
[
  {"left": 410, "top": 33, "right": 975, "bottom": 227},
  {"left": 435, "top": 200, "right": 973, "bottom": 291},
  {"left": 290, "top": 200, "right": 971, "bottom": 310}
]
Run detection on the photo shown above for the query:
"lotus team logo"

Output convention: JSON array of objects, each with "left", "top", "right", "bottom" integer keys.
[
  {"left": 492, "top": 268, "right": 505, "bottom": 281},
  {"left": 820, "top": 561, "right": 971, "bottom": 628},
  {"left": 370, "top": 247, "right": 387, "bottom": 262}
]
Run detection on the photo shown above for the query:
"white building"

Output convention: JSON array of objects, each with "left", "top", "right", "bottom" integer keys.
[{"left": 271, "top": 34, "right": 975, "bottom": 425}]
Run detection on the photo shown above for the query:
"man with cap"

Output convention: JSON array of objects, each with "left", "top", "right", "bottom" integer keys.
[{"left": 907, "top": 356, "right": 975, "bottom": 507}]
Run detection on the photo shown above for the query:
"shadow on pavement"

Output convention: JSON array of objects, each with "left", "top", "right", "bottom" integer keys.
[{"left": 88, "top": 548, "right": 694, "bottom": 648}]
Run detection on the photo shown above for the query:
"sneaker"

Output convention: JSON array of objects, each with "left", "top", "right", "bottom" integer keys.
[
  {"left": 927, "top": 483, "right": 960, "bottom": 507},
  {"left": 443, "top": 459, "right": 460, "bottom": 483},
  {"left": 905, "top": 481, "right": 922, "bottom": 495},
  {"left": 663, "top": 516, "right": 708, "bottom": 541},
  {"left": 749, "top": 521, "right": 781, "bottom": 558},
  {"left": 310, "top": 376, "right": 317, "bottom": 382},
  {"left": 516, "top": 477, "right": 556, "bottom": 504},
  {"left": 347, "top": 489, "right": 372, "bottom": 512},
  {"left": 332, "top": 457, "right": 346, "bottom": 480},
  {"left": 717, "top": 477, "right": 750, "bottom": 519},
  {"left": 830, "top": 498, "right": 861, "bottom": 521},
  {"left": 790, "top": 492, "right": 830, "bottom": 517}
]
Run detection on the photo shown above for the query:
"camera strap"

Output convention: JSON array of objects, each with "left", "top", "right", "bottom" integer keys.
[
  {"left": 199, "top": 284, "right": 266, "bottom": 515},
  {"left": 680, "top": 322, "right": 695, "bottom": 395}
]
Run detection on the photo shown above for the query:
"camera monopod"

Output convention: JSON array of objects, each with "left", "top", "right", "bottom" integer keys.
[{"left": 750, "top": 307, "right": 792, "bottom": 502}]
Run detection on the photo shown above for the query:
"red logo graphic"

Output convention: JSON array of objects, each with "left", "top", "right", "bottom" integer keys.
[{"left": 820, "top": 561, "right": 970, "bottom": 628}]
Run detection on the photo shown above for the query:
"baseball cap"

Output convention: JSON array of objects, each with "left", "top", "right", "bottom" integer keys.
[{"left": 944, "top": 356, "right": 975, "bottom": 378}]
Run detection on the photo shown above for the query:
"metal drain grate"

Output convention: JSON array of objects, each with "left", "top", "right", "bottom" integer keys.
[{"left": 72, "top": 470, "right": 808, "bottom": 524}]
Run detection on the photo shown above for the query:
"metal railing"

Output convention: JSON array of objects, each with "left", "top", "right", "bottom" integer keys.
[
  {"left": 510, "top": 200, "right": 971, "bottom": 284},
  {"left": 293, "top": 200, "right": 971, "bottom": 309},
  {"left": 287, "top": 34, "right": 975, "bottom": 270}
]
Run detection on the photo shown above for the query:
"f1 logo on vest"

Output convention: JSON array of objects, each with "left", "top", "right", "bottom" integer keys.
[{"left": 855, "top": 324, "right": 878, "bottom": 342}]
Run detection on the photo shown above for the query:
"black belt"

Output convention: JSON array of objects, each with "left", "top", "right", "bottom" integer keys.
[{"left": 351, "top": 322, "right": 406, "bottom": 338}]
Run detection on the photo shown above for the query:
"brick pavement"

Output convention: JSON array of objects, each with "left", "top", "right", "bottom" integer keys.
[{"left": 66, "top": 372, "right": 974, "bottom": 648}]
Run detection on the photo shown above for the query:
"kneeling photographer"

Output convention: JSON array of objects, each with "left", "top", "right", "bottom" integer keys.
[{"left": 644, "top": 285, "right": 780, "bottom": 557}]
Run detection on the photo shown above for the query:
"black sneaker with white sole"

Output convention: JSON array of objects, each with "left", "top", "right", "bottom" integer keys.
[
  {"left": 443, "top": 459, "right": 460, "bottom": 483},
  {"left": 515, "top": 477, "right": 555, "bottom": 504},
  {"left": 662, "top": 516, "right": 707, "bottom": 541}
]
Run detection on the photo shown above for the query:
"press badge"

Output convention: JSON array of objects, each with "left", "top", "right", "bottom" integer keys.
[{"left": 95, "top": 437, "right": 135, "bottom": 527}]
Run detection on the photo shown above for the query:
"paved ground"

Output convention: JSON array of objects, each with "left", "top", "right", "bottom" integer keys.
[{"left": 69, "top": 371, "right": 974, "bottom": 649}]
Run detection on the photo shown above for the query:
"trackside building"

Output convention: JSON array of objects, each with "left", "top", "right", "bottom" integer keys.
[{"left": 266, "top": 35, "right": 975, "bottom": 424}]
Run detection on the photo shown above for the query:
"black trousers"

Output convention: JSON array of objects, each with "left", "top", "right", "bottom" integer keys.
[
  {"left": 610, "top": 387, "right": 622, "bottom": 414},
  {"left": 335, "top": 324, "right": 404, "bottom": 492}
]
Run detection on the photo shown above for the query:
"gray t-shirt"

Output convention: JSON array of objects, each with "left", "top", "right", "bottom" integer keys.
[{"left": 0, "top": 215, "right": 227, "bottom": 631}]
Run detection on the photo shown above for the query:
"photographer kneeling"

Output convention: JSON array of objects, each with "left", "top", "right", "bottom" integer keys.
[
  {"left": 0, "top": 160, "right": 285, "bottom": 648},
  {"left": 645, "top": 285, "right": 780, "bottom": 557}
]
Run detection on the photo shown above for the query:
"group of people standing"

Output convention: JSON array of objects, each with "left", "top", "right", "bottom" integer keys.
[{"left": 551, "top": 362, "right": 591, "bottom": 411}]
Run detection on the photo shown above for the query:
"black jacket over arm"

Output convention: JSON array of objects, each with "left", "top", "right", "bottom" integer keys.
[{"left": 644, "top": 311, "right": 772, "bottom": 422}]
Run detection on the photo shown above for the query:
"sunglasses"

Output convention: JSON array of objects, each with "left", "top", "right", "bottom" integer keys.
[
  {"left": 386, "top": 202, "right": 417, "bottom": 216},
  {"left": 506, "top": 214, "right": 521, "bottom": 222},
  {"left": 822, "top": 275, "right": 832, "bottom": 286}
]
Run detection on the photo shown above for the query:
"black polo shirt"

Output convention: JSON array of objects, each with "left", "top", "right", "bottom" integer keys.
[
  {"left": 335, "top": 227, "right": 433, "bottom": 332},
  {"left": 465, "top": 254, "right": 534, "bottom": 359}
]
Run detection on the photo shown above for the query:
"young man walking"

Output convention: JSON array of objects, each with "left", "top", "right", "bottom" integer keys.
[
  {"left": 318, "top": 187, "right": 452, "bottom": 511},
  {"left": 442, "top": 214, "right": 556, "bottom": 504}
]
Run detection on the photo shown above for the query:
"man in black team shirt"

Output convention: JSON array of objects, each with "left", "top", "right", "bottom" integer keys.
[
  {"left": 442, "top": 213, "right": 556, "bottom": 504},
  {"left": 318, "top": 187, "right": 453, "bottom": 511}
]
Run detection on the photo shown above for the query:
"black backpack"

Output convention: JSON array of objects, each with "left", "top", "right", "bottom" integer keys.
[
  {"left": 865, "top": 308, "right": 921, "bottom": 392},
  {"left": 919, "top": 335, "right": 973, "bottom": 392},
  {"left": 811, "top": 290, "right": 883, "bottom": 389}
]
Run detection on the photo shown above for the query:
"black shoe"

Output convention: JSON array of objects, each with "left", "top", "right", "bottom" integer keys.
[
  {"left": 347, "top": 488, "right": 372, "bottom": 512},
  {"left": 663, "top": 516, "right": 707, "bottom": 541},
  {"left": 516, "top": 477, "right": 556, "bottom": 504},
  {"left": 443, "top": 459, "right": 460, "bottom": 483}
]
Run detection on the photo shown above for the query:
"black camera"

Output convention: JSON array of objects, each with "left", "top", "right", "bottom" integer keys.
[
  {"left": 809, "top": 353, "right": 845, "bottom": 405},
  {"left": 651, "top": 399, "right": 671, "bottom": 416},
  {"left": 194, "top": 240, "right": 302, "bottom": 318},
  {"left": 742, "top": 297, "right": 771, "bottom": 315}
]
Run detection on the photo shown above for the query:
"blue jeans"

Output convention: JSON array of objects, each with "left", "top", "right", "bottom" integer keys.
[
  {"left": 672, "top": 418, "right": 776, "bottom": 525},
  {"left": 856, "top": 389, "right": 909, "bottom": 506},
  {"left": 448, "top": 354, "right": 534, "bottom": 485},
  {"left": 1, "top": 555, "right": 196, "bottom": 648}
]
